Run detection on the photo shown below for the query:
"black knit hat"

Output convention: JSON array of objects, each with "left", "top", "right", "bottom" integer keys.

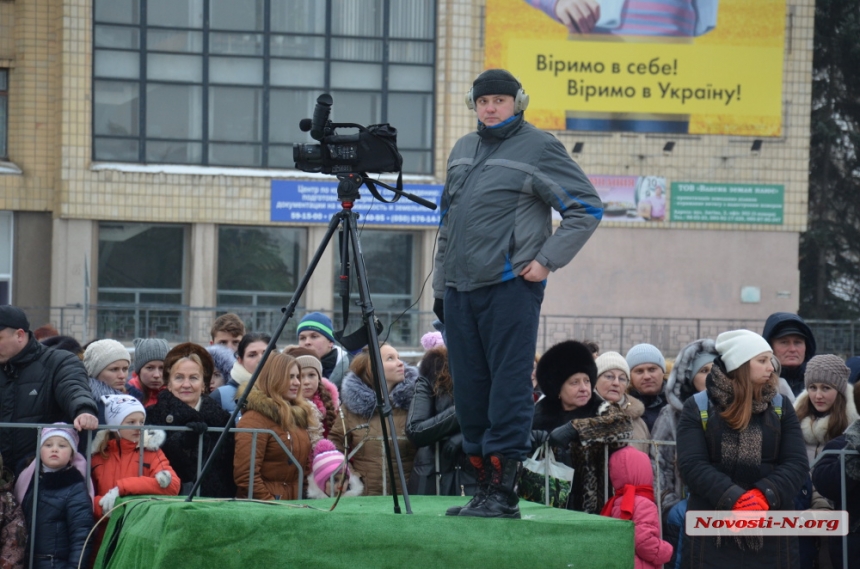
[
  {"left": 0, "top": 305, "right": 29, "bottom": 332},
  {"left": 536, "top": 340, "right": 598, "bottom": 400},
  {"left": 472, "top": 69, "right": 521, "bottom": 100}
]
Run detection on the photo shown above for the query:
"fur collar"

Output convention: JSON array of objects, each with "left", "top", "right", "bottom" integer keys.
[
  {"left": 244, "top": 388, "right": 285, "bottom": 425},
  {"left": 619, "top": 394, "right": 645, "bottom": 419},
  {"left": 799, "top": 412, "right": 831, "bottom": 447},
  {"left": 37, "top": 465, "right": 86, "bottom": 490},
  {"left": 339, "top": 366, "right": 418, "bottom": 419},
  {"left": 666, "top": 338, "right": 717, "bottom": 412},
  {"left": 91, "top": 428, "right": 166, "bottom": 455}
]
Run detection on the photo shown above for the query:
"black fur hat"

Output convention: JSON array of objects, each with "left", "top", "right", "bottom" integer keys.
[{"left": 536, "top": 340, "right": 598, "bottom": 400}]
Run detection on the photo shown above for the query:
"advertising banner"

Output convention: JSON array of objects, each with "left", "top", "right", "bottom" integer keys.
[
  {"left": 271, "top": 180, "right": 442, "bottom": 227},
  {"left": 485, "top": 0, "right": 786, "bottom": 136},
  {"left": 669, "top": 182, "right": 784, "bottom": 224},
  {"left": 590, "top": 175, "right": 668, "bottom": 222}
]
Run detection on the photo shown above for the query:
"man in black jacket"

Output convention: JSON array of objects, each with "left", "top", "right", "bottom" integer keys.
[{"left": 0, "top": 306, "right": 98, "bottom": 474}]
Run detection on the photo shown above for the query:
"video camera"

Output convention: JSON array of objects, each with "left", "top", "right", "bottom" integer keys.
[{"left": 293, "top": 94, "right": 402, "bottom": 175}]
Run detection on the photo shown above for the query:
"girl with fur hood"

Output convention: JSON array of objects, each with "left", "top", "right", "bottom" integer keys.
[
  {"left": 532, "top": 340, "right": 632, "bottom": 513},
  {"left": 601, "top": 446, "right": 673, "bottom": 569},
  {"left": 91, "top": 395, "right": 180, "bottom": 519},
  {"left": 283, "top": 347, "right": 339, "bottom": 439},
  {"left": 329, "top": 344, "right": 418, "bottom": 497},
  {"left": 14, "top": 424, "right": 93, "bottom": 569},
  {"left": 676, "top": 330, "right": 807, "bottom": 568},
  {"left": 145, "top": 343, "right": 236, "bottom": 498},
  {"left": 233, "top": 353, "right": 320, "bottom": 500},
  {"left": 307, "top": 440, "right": 364, "bottom": 498}
]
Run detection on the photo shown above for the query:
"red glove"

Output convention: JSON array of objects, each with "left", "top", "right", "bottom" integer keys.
[{"left": 733, "top": 489, "right": 769, "bottom": 511}]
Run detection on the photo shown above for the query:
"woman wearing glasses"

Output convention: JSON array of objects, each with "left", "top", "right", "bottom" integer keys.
[{"left": 594, "top": 352, "right": 650, "bottom": 453}]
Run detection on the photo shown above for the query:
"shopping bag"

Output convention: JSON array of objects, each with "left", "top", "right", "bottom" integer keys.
[{"left": 517, "top": 445, "right": 575, "bottom": 508}]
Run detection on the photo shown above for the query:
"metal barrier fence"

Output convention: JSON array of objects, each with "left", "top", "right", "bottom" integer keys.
[
  {"left": 18, "top": 304, "right": 860, "bottom": 357},
  {"left": 1, "top": 422, "right": 303, "bottom": 569}
]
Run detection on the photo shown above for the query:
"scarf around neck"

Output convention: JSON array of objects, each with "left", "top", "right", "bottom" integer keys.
[
  {"left": 599, "top": 484, "right": 654, "bottom": 520},
  {"left": 707, "top": 360, "right": 777, "bottom": 551}
]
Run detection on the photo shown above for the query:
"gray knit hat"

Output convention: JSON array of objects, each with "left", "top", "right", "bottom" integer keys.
[
  {"left": 132, "top": 337, "right": 170, "bottom": 375},
  {"left": 596, "top": 351, "right": 630, "bottom": 378},
  {"left": 472, "top": 69, "right": 521, "bottom": 100},
  {"left": 295, "top": 354, "right": 323, "bottom": 378},
  {"left": 805, "top": 354, "right": 850, "bottom": 396},
  {"left": 84, "top": 339, "right": 131, "bottom": 378},
  {"left": 626, "top": 343, "right": 666, "bottom": 372}
]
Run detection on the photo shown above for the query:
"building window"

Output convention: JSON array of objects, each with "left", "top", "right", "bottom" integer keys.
[
  {"left": 0, "top": 69, "right": 8, "bottom": 160},
  {"left": 0, "top": 211, "right": 12, "bottom": 304},
  {"left": 216, "top": 225, "right": 306, "bottom": 307},
  {"left": 97, "top": 222, "right": 187, "bottom": 340},
  {"left": 334, "top": 229, "right": 419, "bottom": 344},
  {"left": 92, "top": 0, "right": 436, "bottom": 173}
]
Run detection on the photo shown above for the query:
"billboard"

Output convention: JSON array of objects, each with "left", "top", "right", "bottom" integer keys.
[
  {"left": 485, "top": 0, "right": 786, "bottom": 136},
  {"left": 271, "top": 180, "right": 442, "bottom": 227},
  {"left": 670, "top": 182, "right": 784, "bottom": 224}
]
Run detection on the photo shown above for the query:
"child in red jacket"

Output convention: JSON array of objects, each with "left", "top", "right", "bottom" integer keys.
[
  {"left": 601, "top": 446, "right": 673, "bottom": 569},
  {"left": 91, "top": 395, "right": 180, "bottom": 518}
]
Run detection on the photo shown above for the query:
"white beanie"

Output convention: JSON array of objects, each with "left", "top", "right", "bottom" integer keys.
[
  {"left": 596, "top": 351, "right": 630, "bottom": 378},
  {"left": 84, "top": 339, "right": 131, "bottom": 378},
  {"left": 626, "top": 343, "right": 666, "bottom": 372},
  {"left": 101, "top": 394, "right": 146, "bottom": 430},
  {"left": 715, "top": 330, "right": 773, "bottom": 373}
]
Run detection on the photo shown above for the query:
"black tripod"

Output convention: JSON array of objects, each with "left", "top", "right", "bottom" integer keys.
[{"left": 189, "top": 173, "right": 436, "bottom": 514}]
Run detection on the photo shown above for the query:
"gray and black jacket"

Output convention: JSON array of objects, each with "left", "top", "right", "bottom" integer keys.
[{"left": 433, "top": 113, "right": 602, "bottom": 297}]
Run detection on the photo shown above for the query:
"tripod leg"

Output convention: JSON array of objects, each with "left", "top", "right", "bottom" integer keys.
[
  {"left": 343, "top": 210, "right": 413, "bottom": 514},
  {"left": 186, "top": 211, "right": 347, "bottom": 501}
]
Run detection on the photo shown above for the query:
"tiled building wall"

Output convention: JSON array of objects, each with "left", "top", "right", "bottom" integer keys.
[
  {"left": 2, "top": 0, "right": 813, "bottom": 233},
  {"left": 0, "top": 0, "right": 60, "bottom": 212}
]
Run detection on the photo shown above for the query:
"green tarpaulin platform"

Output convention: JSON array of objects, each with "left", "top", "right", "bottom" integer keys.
[{"left": 95, "top": 496, "right": 634, "bottom": 569}]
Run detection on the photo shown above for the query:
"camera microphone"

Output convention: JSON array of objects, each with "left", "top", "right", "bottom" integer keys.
[
  {"left": 310, "top": 93, "right": 333, "bottom": 141},
  {"left": 299, "top": 118, "right": 313, "bottom": 132}
]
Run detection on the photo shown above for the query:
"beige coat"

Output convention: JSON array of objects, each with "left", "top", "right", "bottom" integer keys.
[{"left": 328, "top": 368, "right": 418, "bottom": 496}]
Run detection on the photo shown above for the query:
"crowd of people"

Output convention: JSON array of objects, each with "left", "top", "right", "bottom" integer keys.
[{"left": 2, "top": 303, "right": 860, "bottom": 568}]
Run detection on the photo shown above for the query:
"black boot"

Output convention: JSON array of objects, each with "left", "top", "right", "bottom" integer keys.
[
  {"left": 445, "top": 455, "right": 488, "bottom": 516},
  {"left": 458, "top": 453, "right": 522, "bottom": 519}
]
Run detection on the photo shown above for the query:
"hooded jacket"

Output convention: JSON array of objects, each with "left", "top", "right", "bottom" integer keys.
[
  {"left": 21, "top": 466, "right": 94, "bottom": 569},
  {"left": 0, "top": 335, "right": 98, "bottom": 473},
  {"left": 90, "top": 429, "right": 181, "bottom": 518},
  {"left": 762, "top": 312, "right": 817, "bottom": 396},
  {"left": 605, "top": 447, "right": 673, "bottom": 569},
  {"left": 233, "top": 388, "right": 312, "bottom": 501},
  {"left": 145, "top": 390, "right": 236, "bottom": 498},
  {"left": 433, "top": 113, "right": 602, "bottom": 297},
  {"left": 329, "top": 366, "right": 418, "bottom": 496}
]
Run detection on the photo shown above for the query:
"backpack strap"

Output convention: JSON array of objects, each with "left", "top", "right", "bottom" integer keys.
[
  {"left": 772, "top": 393, "right": 783, "bottom": 419},
  {"left": 693, "top": 390, "right": 710, "bottom": 430}
]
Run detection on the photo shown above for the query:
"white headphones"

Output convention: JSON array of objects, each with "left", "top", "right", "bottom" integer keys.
[{"left": 465, "top": 83, "right": 530, "bottom": 113}]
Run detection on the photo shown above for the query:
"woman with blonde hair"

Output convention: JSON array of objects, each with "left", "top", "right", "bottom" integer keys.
[
  {"left": 233, "top": 353, "right": 320, "bottom": 500},
  {"left": 329, "top": 343, "right": 418, "bottom": 496},
  {"left": 677, "top": 330, "right": 807, "bottom": 568}
]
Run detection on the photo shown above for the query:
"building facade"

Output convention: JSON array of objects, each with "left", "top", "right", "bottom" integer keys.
[{"left": 0, "top": 0, "right": 815, "bottom": 346}]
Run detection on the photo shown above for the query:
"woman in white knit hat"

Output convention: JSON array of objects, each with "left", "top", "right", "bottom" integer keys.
[
  {"left": 84, "top": 339, "right": 131, "bottom": 422},
  {"left": 594, "top": 351, "right": 650, "bottom": 453},
  {"left": 676, "top": 329, "right": 807, "bottom": 568}
]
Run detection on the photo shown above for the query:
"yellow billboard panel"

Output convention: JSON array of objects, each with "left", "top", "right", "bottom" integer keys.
[{"left": 486, "top": 0, "right": 786, "bottom": 136}]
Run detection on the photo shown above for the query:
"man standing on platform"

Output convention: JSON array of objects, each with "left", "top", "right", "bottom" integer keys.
[{"left": 433, "top": 69, "right": 602, "bottom": 518}]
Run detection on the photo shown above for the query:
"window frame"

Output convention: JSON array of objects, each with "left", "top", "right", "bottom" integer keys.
[{"left": 91, "top": 0, "right": 436, "bottom": 173}]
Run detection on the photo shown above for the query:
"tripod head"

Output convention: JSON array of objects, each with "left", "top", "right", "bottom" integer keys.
[{"left": 336, "top": 172, "right": 437, "bottom": 211}]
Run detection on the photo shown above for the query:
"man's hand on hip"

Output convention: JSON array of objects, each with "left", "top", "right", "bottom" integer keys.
[{"left": 520, "top": 260, "right": 549, "bottom": 282}]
